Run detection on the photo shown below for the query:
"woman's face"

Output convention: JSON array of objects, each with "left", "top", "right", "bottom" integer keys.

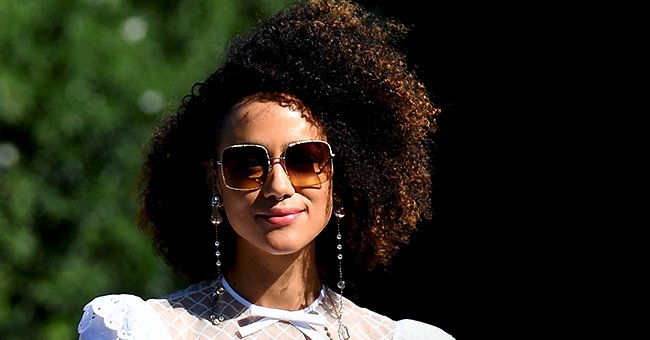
[{"left": 216, "top": 98, "right": 333, "bottom": 257}]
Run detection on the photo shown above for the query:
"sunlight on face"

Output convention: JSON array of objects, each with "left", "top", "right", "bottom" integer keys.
[{"left": 216, "top": 97, "right": 333, "bottom": 259}]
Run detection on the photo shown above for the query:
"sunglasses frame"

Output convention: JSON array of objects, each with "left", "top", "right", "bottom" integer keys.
[{"left": 213, "top": 139, "right": 335, "bottom": 191}]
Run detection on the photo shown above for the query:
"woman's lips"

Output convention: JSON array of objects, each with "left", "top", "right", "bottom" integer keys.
[{"left": 257, "top": 208, "right": 303, "bottom": 226}]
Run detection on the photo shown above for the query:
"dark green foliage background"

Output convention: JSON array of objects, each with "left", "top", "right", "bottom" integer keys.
[{"left": 0, "top": 1, "right": 291, "bottom": 338}]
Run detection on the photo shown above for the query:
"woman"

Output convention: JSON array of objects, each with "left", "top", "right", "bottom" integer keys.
[{"left": 77, "top": 0, "right": 454, "bottom": 339}]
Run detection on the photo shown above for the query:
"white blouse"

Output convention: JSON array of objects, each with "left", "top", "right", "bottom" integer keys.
[{"left": 78, "top": 277, "right": 454, "bottom": 340}]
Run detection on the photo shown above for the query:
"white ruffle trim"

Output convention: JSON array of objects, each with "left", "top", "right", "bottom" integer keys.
[{"left": 78, "top": 294, "right": 171, "bottom": 340}]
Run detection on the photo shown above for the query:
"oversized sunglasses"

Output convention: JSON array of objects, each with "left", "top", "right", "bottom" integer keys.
[{"left": 212, "top": 140, "right": 334, "bottom": 190}]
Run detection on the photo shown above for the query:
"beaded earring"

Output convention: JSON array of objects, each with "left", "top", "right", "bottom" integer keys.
[
  {"left": 208, "top": 160, "right": 225, "bottom": 325},
  {"left": 334, "top": 199, "right": 350, "bottom": 340}
]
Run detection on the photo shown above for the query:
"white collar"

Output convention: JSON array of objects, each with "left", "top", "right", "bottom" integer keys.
[{"left": 221, "top": 277, "right": 328, "bottom": 340}]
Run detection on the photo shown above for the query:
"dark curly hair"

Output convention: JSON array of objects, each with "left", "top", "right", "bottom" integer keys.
[{"left": 137, "top": 0, "right": 440, "bottom": 292}]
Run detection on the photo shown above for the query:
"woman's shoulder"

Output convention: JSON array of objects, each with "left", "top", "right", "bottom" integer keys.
[
  {"left": 335, "top": 290, "right": 454, "bottom": 339},
  {"left": 77, "top": 293, "right": 172, "bottom": 340}
]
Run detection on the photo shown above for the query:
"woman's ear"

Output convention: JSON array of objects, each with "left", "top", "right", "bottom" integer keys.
[{"left": 201, "top": 160, "right": 218, "bottom": 194}]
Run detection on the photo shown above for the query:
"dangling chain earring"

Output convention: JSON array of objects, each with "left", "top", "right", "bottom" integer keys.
[
  {"left": 209, "top": 160, "right": 226, "bottom": 325},
  {"left": 334, "top": 201, "right": 350, "bottom": 340}
]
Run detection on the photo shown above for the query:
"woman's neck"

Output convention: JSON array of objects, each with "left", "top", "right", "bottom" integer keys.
[{"left": 225, "top": 245, "right": 321, "bottom": 310}]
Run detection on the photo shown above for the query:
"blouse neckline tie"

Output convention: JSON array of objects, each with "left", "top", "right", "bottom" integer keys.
[{"left": 238, "top": 304, "right": 327, "bottom": 339}]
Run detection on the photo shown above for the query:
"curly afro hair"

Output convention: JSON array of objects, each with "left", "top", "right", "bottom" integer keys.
[{"left": 137, "top": 0, "right": 440, "bottom": 290}]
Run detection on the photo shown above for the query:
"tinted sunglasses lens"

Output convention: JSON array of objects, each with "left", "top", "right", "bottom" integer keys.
[
  {"left": 285, "top": 142, "right": 332, "bottom": 187},
  {"left": 221, "top": 145, "right": 268, "bottom": 189}
]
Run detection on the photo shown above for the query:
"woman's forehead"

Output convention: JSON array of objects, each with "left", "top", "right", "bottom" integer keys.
[{"left": 220, "top": 100, "right": 326, "bottom": 149}]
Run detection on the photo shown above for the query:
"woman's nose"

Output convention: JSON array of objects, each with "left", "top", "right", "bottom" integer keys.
[{"left": 262, "top": 161, "right": 295, "bottom": 200}]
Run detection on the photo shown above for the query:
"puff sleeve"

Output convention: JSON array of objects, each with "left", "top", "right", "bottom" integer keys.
[
  {"left": 394, "top": 319, "right": 455, "bottom": 340},
  {"left": 77, "top": 294, "right": 171, "bottom": 340}
]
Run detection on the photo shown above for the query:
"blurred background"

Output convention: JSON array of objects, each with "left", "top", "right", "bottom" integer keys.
[{"left": 0, "top": 0, "right": 520, "bottom": 338}]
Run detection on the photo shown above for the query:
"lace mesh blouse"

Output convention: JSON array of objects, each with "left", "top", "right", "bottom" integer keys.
[{"left": 78, "top": 277, "right": 454, "bottom": 340}]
